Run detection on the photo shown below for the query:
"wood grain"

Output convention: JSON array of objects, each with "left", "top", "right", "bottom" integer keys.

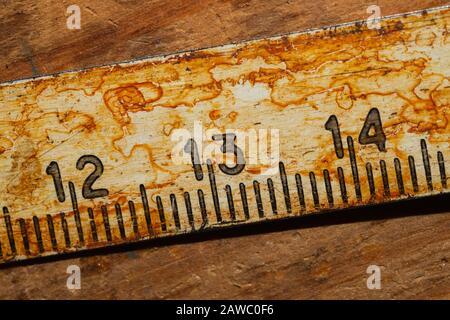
[{"left": 0, "top": 0, "right": 449, "bottom": 299}]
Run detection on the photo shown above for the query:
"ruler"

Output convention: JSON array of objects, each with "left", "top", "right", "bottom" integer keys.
[{"left": 0, "top": 5, "right": 449, "bottom": 264}]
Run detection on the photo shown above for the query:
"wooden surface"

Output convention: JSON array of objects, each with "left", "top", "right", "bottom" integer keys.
[{"left": 0, "top": 0, "right": 449, "bottom": 299}]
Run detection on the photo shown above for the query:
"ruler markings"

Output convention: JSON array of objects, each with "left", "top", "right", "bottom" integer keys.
[
  {"left": 323, "top": 169, "right": 334, "bottom": 208},
  {"left": 0, "top": 138, "right": 447, "bottom": 260},
  {"left": 60, "top": 212, "right": 71, "bottom": 248},
  {"left": 100, "top": 206, "right": 112, "bottom": 242},
  {"left": 68, "top": 182, "right": 84, "bottom": 245},
  {"left": 156, "top": 196, "right": 167, "bottom": 232},
  {"left": 87, "top": 207, "right": 99, "bottom": 242},
  {"left": 267, "top": 178, "right": 278, "bottom": 215},
  {"left": 18, "top": 219, "right": 30, "bottom": 255},
  {"left": 394, "top": 158, "right": 406, "bottom": 196},
  {"left": 380, "top": 160, "right": 391, "bottom": 198},
  {"left": 347, "top": 136, "right": 362, "bottom": 202},
  {"left": 279, "top": 162, "right": 292, "bottom": 214},
  {"left": 408, "top": 155, "right": 420, "bottom": 193},
  {"left": 3, "top": 207, "right": 16, "bottom": 255},
  {"left": 438, "top": 151, "right": 447, "bottom": 189},
  {"left": 139, "top": 184, "right": 153, "bottom": 236},
  {"left": 239, "top": 183, "right": 250, "bottom": 220},
  {"left": 170, "top": 194, "right": 181, "bottom": 230},
  {"left": 225, "top": 185, "right": 236, "bottom": 221},
  {"left": 421, "top": 139, "right": 433, "bottom": 191},
  {"left": 365, "top": 163, "right": 376, "bottom": 198},
  {"left": 46, "top": 214, "right": 58, "bottom": 251},
  {"left": 183, "top": 192, "right": 195, "bottom": 230},
  {"left": 253, "top": 180, "right": 265, "bottom": 218},
  {"left": 197, "top": 189, "right": 209, "bottom": 226},
  {"left": 309, "top": 172, "right": 320, "bottom": 209},
  {"left": 114, "top": 203, "right": 126, "bottom": 240},
  {"left": 32, "top": 216, "right": 44, "bottom": 253},
  {"left": 128, "top": 200, "right": 139, "bottom": 238},
  {"left": 207, "top": 160, "right": 222, "bottom": 223},
  {"left": 295, "top": 173, "right": 307, "bottom": 213},
  {"left": 337, "top": 167, "right": 348, "bottom": 204}
]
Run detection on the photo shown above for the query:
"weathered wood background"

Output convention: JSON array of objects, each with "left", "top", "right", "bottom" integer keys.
[{"left": 0, "top": 0, "right": 449, "bottom": 299}]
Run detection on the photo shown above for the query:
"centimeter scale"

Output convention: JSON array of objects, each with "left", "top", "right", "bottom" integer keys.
[{"left": 0, "top": 5, "right": 448, "bottom": 264}]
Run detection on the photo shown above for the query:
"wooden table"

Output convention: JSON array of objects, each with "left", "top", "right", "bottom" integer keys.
[{"left": 0, "top": 0, "right": 449, "bottom": 299}]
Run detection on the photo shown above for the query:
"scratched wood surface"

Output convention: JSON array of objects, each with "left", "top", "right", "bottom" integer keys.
[{"left": 0, "top": 0, "right": 449, "bottom": 299}]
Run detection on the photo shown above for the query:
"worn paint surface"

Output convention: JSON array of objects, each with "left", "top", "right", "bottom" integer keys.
[{"left": 0, "top": 6, "right": 449, "bottom": 264}]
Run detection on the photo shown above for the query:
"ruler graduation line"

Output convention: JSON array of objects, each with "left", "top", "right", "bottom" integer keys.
[
  {"left": 197, "top": 189, "right": 208, "bottom": 225},
  {"left": 408, "top": 155, "right": 419, "bottom": 193},
  {"left": 365, "top": 163, "right": 376, "bottom": 198},
  {"left": 421, "top": 139, "right": 433, "bottom": 191},
  {"left": 170, "top": 194, "right": 181, "bottom": 230},
  {"left": 101, "top": 206, "right": 112, "bottom": 242},
  {"left": 184, "top": 192, "right": 195, "bottom": 230},
  {"left": 46, "top": 214, "right": 58, "bottom": 251},
  {"left": 323, "top": 169, "right": 334, "bottom": 208},
  {"left": 87, "top": 207, "right": 99, "bottom": 243},
  {"left": 32, "top": 216, "right": 44, "bottom": 253},
  {"left": 60, "top": 212, "right": 71, "bottom": 248},
  {"left": 337, "top": 167, "right": 348, "bottom": 204},
  {"left": 128, "top": 200, "right": 139, "bottom": 238},
  {"left": 267, "top": 178, "right": 278, "bottom": 215}
]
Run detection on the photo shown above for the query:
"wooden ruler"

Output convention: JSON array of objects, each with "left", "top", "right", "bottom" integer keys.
[{"left": 0, "top": 5, "right": 449, "bottom": 264}]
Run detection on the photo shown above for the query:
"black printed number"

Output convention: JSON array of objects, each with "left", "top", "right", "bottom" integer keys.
[
  {"left": 325, "top": 115, "right": 344, "bottom": 158},
  {"left": 46, "top": 161, "right": 66, "bottom": 202},
  {"left": 212, "top": 133, "right": 245, "bottom": 175},
  {"left": 325, "top": 108, "right": 387, "bottom": 157},
  {"left": 184, "top": 138, "right": 204, "bottom": 181},
  {"left": 358, "top": 108, "right": 386, "bottom": 152},
  {"left": 76, "top": 155, "right": 109, "bottom": 199},
  {"left": 46, "top": 155, "right": 109, "bottom": 201}
]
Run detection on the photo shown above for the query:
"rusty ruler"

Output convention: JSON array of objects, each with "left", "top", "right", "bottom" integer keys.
[{"left": 0, "top": 5, "right": 449, "bottom": 264}]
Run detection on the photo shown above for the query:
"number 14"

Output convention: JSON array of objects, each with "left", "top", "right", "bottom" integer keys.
[{"left": 325, "top": 108, "right": 387, "bottom": 159}]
